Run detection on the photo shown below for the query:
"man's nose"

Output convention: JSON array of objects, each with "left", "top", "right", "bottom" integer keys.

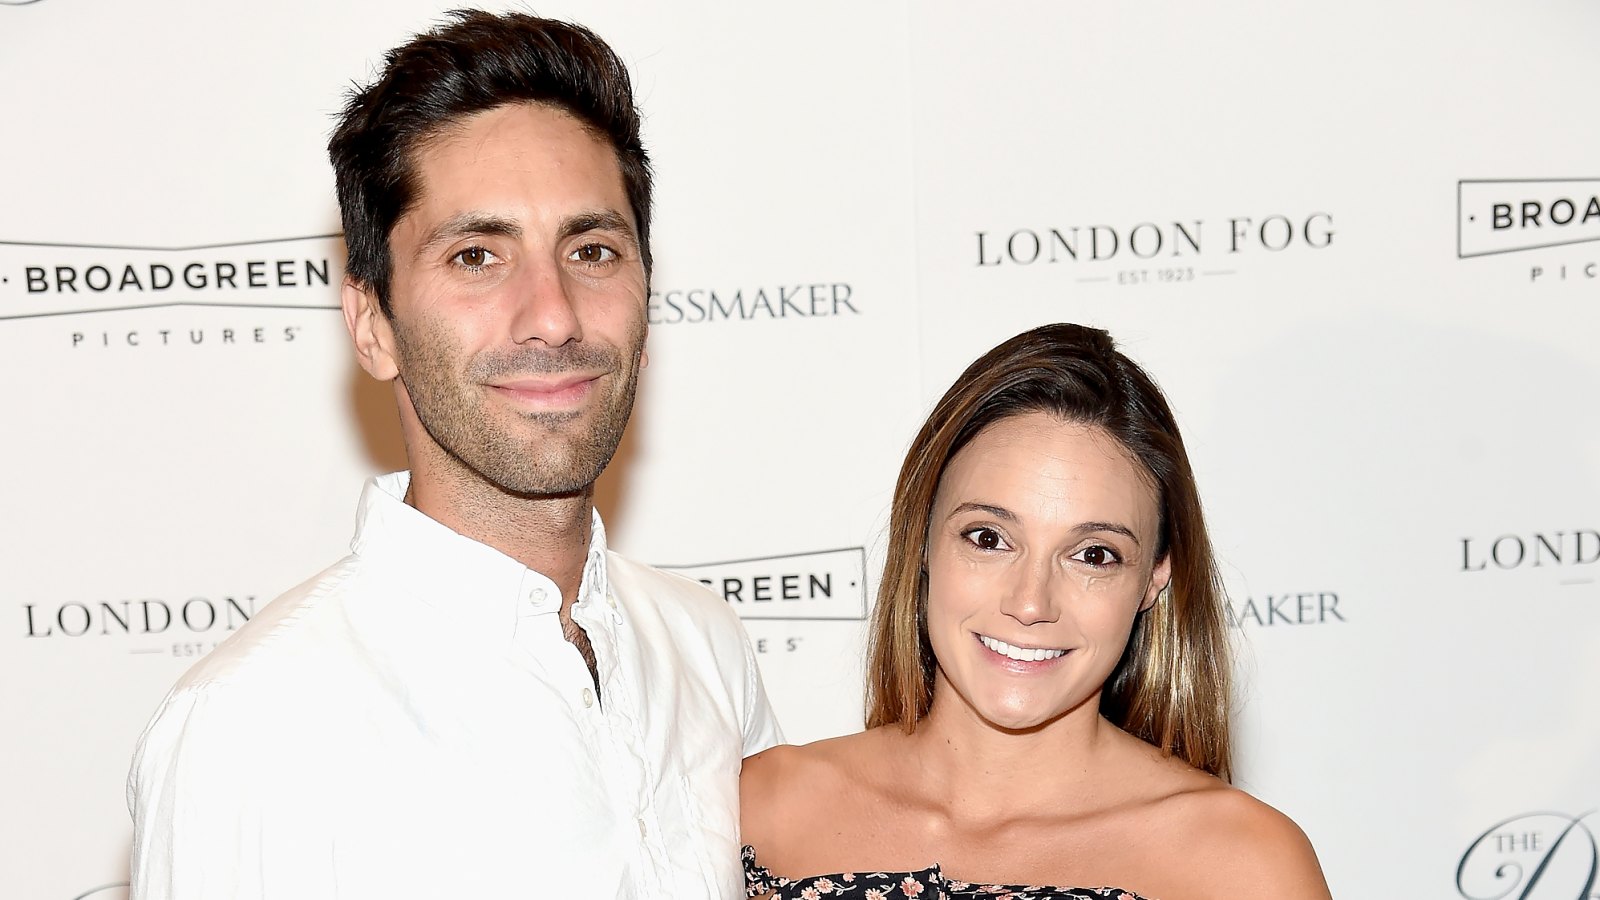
[{"left": 508, "top": 259, "right": 581, "bottom": 347}]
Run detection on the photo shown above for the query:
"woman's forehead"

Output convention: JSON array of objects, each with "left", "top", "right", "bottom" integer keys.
[{"left": 936, "top": 414, "right": 1160, "bottom": 529}]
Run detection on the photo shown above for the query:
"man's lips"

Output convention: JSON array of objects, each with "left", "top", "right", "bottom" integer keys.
[{"left": 484, "top": 372, "right": 604, "bottom": 409}]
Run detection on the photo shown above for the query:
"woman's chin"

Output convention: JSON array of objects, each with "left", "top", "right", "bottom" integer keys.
[
  {"left": 964, "top": 688, "right": 1099, "bottom": 734},
  {"left": 972, "top": 702, "right": 1064, "bottom": 734}
]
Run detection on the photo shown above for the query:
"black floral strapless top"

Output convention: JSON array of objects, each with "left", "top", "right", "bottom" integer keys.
[{"left": 743, "top": 845, "right": 1155, "bottom": 900}]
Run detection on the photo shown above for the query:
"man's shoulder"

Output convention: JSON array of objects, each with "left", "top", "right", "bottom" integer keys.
[
  {"left": 130, "top": 554, "right": 379, "bottom": 779},
  {"left": 160, "top": 554, "right": 369, "bottom": 702},
  {"left": 606, "top": 550, "right": 783, "bottom": 751},
  {"left": 606, "top": 550, "right": 737, "bottom": 625}
]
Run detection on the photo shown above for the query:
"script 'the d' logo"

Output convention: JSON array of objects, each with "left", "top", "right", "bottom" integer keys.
[{"left": 1457, "top": 811, "right": 1598, "bottom": 900}]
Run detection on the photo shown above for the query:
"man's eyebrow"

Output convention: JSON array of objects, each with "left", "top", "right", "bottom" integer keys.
[
  {"left": 560, "top": 209, "right": 637, "bottom": 245},
  {"left": 415, "top": 213, "right": 522, "bottom": 259}
]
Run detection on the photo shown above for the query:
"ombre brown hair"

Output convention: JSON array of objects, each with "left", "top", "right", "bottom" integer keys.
[{"left": 865, "top": 323, "right": 1233, "bottom": 780}]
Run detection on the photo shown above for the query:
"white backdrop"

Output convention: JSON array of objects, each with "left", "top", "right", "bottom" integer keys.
[{"left": 2, "top": 2, "right": 1597, "bottom": 898}]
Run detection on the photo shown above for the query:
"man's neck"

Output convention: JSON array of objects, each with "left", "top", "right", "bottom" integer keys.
[{"left": 404, "top": 461, "right": 596, "bottom": 606}]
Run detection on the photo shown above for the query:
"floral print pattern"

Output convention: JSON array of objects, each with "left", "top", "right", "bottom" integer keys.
[{"left": 743, "top": 845, "right": 1154, "bottom": 900}]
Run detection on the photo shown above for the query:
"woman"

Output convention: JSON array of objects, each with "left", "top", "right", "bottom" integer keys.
[{"left": 741, "top": 324, "right": 1331, "bottom": 899}]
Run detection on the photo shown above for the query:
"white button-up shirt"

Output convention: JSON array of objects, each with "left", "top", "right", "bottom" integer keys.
[{"left": 128, "top": 472, "right": 782, "bottom": 899}]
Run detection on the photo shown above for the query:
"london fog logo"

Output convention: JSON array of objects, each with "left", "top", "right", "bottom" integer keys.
[
  {"left": 1460, "top": 529, "right": 1599, "bottom": 587},
  {"left": 972, "top": 211, "right": 1334, "bottom": 286},
  {"left": 1457, "top": 179, "right": 1600, "bottom": 285},
  {"left": 1458, "top": 810, "right": 1598, "bottom": 900},
  {"left": 22, "top": 595, "right": 258, "bottom": 658},
  {"left": 647, "top": 282, "right": 858, "bottom": 325},
  {"left": 0, "top": 234, "right": 342, "bottom": 348}
]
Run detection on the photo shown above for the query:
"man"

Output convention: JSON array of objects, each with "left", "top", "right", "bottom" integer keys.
[{"left": 127, "top": 12, "right": 781, "bottom": 898}]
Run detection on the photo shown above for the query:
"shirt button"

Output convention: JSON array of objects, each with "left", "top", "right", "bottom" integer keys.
[
  {"left": 529, "top": 587, "right": 547, "bottom": 604},
  {"left": 606, "top": 594, "right": 618, "bottom": 609},
  {"left": 582, "top": 687, "right": 595, "bottom": 708},
  {"left": 636, "top": 817, "right": 647, "bottom": 839}
]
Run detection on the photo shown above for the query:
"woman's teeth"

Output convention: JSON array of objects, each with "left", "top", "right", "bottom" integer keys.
[{"left": 978, "top": 634, "right": 1067, "bottom": 662}]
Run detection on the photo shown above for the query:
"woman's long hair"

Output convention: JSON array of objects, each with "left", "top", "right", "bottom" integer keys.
[{"left": 864, "top": 323, "right": 1233, "bottom": 780}]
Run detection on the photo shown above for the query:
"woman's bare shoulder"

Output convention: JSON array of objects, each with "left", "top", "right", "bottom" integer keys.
[
  {"left": 1095, "top": 734, "right": 1329, "bottom": 897},
  {"left": 742, "top": 729, "right": 881, "bottom": 789},
  {"left": 740, "top": 728, "right": 903, "bottom": 859},
  {"left": 1160, "top": 784, "right": 1332, "bottom": 899}
]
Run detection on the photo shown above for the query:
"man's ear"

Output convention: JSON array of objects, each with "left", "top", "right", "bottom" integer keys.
[
  {"left": 1141, "top": 554, "right": 1174, "bottom": 612},
  {"left": 342, "top": 278, "right": 399, "bottom": 381}
]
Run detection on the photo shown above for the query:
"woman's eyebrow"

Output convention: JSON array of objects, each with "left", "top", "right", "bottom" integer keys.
[
  {"left": 948, "top": 503, "right": 1142, "bottom": 547},
  {"left": 947, "top": 501, "right": 1016, "bottom": 522},
  {"left": 1074, "top": 521, "right": 1140, "bottom": 545}
]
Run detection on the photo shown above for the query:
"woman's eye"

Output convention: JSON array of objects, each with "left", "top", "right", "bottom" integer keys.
[
  {"left": 452, "top": 246, "right": 495, "bottom": 269},
  {"left": 961, "top": 527, "right": 1009, "bottom": 551},
  {"left": 1072, "top": 545, "right": 1121, "bottom": 568},
  {"left": 571, "top": 243, "right": 617, "bottom": 264}
]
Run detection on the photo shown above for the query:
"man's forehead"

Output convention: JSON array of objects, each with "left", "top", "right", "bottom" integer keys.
[
  {"left": 398, "top": 103, "right": 633, "bottom": 233},
  {"left": 418, "top": 101, "right": 613, "bottom": 169}
]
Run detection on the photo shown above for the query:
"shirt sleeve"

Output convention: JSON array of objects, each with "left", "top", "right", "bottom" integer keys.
[
  {"left": 127, "top": 683, "right": 335, "bottom": 900},
  {"left": 739, "top": 630, "right": 785, "bottom": 757}
]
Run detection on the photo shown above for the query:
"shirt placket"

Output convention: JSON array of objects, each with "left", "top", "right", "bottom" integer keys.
[
  {"left": 512, "top": 570, "right": 612, "bottom": 795},
  {"left": 575, "top": 575, "right": 671, "bottom": 896}
]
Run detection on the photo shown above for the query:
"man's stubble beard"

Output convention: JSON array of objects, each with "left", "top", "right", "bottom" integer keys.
[{"left": 391, "top": 319, "right": 644, "bottom": 498}]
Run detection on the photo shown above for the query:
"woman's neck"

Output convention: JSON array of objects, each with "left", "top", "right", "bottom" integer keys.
[{"left": 902, "top": 691, "right": 1117, "bottom": 823}]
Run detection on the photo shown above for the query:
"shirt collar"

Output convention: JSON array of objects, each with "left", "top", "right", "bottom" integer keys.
[{"left": 350, "top": 471, "right": 611, "bottom": 625}]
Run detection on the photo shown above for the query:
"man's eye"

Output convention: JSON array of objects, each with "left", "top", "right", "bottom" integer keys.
[
  {"left": 453, "top": 246, "right": 495, "bottom": 269},
  {"left": 571, "top": 243, "right": 617, "bottom": 264},
  {"left": 961, "top": 527, "right": 1009, "bottom": 551},
  {"left": 1072, "top": 545, "right": 1121, "bottom": 568}
]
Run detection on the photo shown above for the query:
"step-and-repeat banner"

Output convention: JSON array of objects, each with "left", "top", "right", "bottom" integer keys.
[{"left": 2, "top": 1, "right": 1596, "bottom": 897}]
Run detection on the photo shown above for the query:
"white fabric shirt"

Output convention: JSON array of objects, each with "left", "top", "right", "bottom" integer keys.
[{"left": 128, "top": 472, "right": 782, "bottom": 899}]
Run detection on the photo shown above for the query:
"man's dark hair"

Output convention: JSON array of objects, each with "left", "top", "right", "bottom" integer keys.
[{"left": 328, "top": 10, "right": 652, "bottom": 313}]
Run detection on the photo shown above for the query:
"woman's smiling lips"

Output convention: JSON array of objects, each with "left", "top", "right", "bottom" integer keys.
[
  {"left": 485, "top": 373, "right": 603, "bottom": 410},
  {"left": 975, "top": 632, "right": 1071, "bottom": 670}
]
